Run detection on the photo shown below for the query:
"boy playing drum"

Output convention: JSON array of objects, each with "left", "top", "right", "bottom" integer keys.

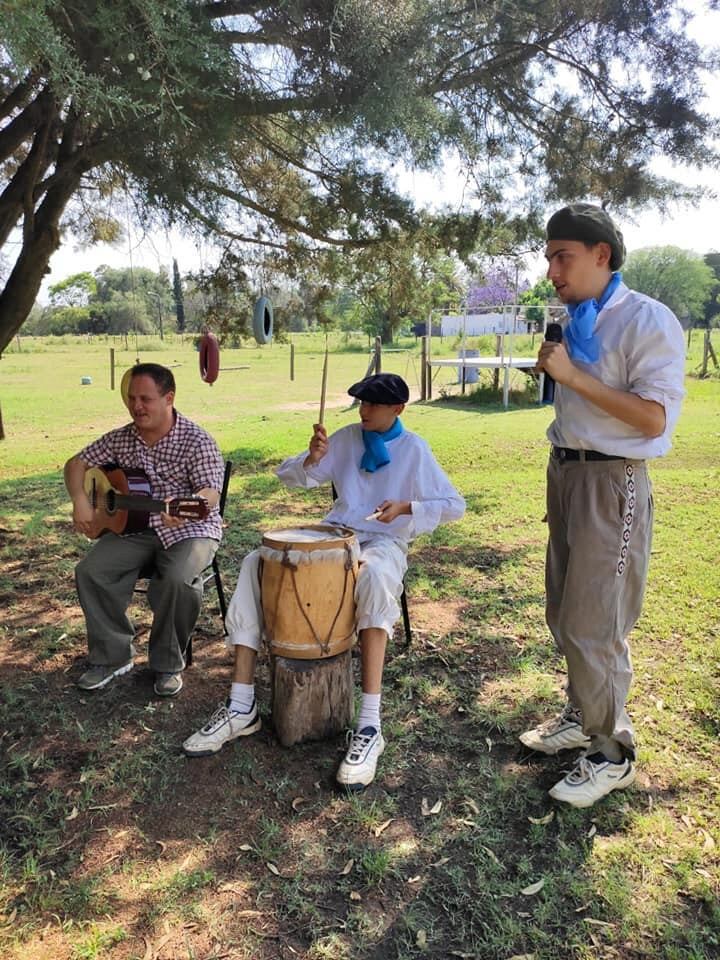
[{"left": 183, "top": 373, "right": 465, "bottom": 790}]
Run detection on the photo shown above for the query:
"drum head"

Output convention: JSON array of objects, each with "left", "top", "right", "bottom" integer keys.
[{"left": 262, "top": 524, "right": 355, "bottom": 551}]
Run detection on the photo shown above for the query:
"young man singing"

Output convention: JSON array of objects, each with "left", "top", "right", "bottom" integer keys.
[{"left": 522, "top": 203, "right": 686, "bottom": 807}]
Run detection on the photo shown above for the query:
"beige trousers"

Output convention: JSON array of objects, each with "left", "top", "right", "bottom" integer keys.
[{"left": 545, "top": 455, "right": 654, "bottom": 759}]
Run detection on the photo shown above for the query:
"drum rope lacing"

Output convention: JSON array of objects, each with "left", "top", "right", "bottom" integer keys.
[{"left": 266, "top": 541, "right": 357, "bottom": 656}]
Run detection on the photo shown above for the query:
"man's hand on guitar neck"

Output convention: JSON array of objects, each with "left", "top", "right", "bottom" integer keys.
[{"left": 161, "top": 487, "right": 214, "bottom": 528}]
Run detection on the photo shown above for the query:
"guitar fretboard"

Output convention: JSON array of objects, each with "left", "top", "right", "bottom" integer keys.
[{"left": 101, "top": 492, "right": 168, "bottom": 514}]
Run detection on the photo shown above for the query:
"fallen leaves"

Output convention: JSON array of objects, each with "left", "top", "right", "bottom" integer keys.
[
  {"left": 520, "top": 879, "right": 545, "bottom": 896},
  {"left": 421, "top": 798, "right": 442, "bottom": 817},
  {"left": 339, "top": 859, "right": 354, "bottom": 876},
  {"left": 373, "top": 818, "right": 393, "bottom": 837},
  {"left": 527, "top": 811, "right": 554, "bottom": 826}
]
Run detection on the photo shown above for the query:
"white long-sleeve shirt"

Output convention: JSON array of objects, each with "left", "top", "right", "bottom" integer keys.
[
  {"left": 275, "top": 423, "right": 465, "bottom": 544},
  {"left": 548, "top": 282, "right": 686, "bottom": 458}
]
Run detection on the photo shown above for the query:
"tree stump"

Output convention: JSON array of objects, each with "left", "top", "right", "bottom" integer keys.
[{"left": 271, "top": 650, "right": 353, "bottom": 747}]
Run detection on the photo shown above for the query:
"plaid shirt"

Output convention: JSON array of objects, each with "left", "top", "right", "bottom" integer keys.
[{"left": 80, "top": 411, "right": 224, "bottom": 548}]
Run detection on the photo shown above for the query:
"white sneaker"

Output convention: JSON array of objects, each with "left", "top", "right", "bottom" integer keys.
[
  {"left": 336, "top": 726, "right": 385, "bottom": 790},
  {"left": 183, "top": 701, "right": 261, "bottom": 757},
  {"left": 549, "top": 753, "right": 636, "bottom": 808},
  {"left": 519, "top": 705, "right": 591, "bottom": 755}
]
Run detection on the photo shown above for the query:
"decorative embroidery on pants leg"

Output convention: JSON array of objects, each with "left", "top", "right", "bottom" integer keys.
[{"left": 616, "top": 464, "right": 635, "bottom": 577}]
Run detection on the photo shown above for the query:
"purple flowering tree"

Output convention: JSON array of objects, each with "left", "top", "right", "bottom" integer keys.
[{"left": 467, "top": 266, "right": 528, "bottom": 309}]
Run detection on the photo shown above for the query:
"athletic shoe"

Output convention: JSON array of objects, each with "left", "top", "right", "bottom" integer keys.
[
  {"left": 336, "top": 726, "right": 386, "bottom": 791},
  {"left": 549, "top": 752, "right": 636, "bottom": 808},
  {"left": 182, "top": 701, "right": 261, "bottom": 757},
  {"left": 154, "top": 672, "right": 183, "bottom": 697},
  {"left": 519, "top": 704, "right": 591, "bottom": 755},
  {"left": 77, "top": 660, "right": 134, "bottom": 691}
]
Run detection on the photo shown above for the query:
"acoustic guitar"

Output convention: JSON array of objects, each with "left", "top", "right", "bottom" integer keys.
[{"left": 83, "top": 465, "right": 209, "bottom": 539}]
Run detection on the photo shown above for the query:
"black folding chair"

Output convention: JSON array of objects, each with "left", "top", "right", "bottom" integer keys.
[{"left": 135, "top": 459, "right": 232, "bottom": 666}]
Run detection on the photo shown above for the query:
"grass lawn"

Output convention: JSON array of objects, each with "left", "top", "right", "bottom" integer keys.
[{"left": 0, "top": 332, "right": 718, "bottom": 960}]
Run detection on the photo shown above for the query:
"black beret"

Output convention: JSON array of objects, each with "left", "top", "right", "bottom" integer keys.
[
  {"left": 348, "top": 373, "right": 409, "bottom": 404},
  {"left": 546, "top": 203, "right": 626, "bottom": 270}
]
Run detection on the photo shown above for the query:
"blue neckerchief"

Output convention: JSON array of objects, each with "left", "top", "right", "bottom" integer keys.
[
  {"left": 565, "top": 272, "right": 623, "bottom": 363},
  {"left": 360, "top": 417, "right": 404, "bottom": 472}
]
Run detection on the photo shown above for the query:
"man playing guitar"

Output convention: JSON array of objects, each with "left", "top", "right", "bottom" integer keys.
[{"left": 64, "top": 363, "right": 224, "bottom": 697}]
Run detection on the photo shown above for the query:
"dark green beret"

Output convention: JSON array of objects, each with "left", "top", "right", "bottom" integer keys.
[{"left": 546, "top": 203, "right": 626, "bottom": 270}]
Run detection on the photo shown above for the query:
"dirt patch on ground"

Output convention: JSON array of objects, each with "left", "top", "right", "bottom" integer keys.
[{"left": 405, "top": 598, "right": 468, "bottom": 637}]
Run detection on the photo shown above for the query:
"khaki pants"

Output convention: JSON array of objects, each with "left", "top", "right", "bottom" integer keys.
[
  {"left": 545, "top": 455, "right": 654, "bottom": 758},
  {"left": 75, "top": 530, "right": 218, "bottom": 673}
]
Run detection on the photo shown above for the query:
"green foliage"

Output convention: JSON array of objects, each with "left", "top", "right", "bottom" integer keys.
[
  {"left": 520, "top": 277, "right": 556, "bottom": 325},
  {"left": 702, "top": 252, "right": 720, "bottom": 328},
  {"left": 39, "top": 265, "right": 174, "bottom": 335},
  {"left": 2, "top": 0, "right": 720, "bottom": 352},
  {"left": 172, "top": 258, "right": 185, "bottom": 333},
  {"left": 48, "top": 273, "right": 97, "bottom": 307},
  {"left": 337, "top": 228, "right": 464, "bottom": 341},
  {"left": 623, "top": 246, "right": 715, "bottom": 325}
]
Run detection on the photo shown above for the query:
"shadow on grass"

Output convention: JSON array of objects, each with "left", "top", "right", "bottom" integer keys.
[{"left": 1, "top": 462, "right": 717, "bottom": 960}]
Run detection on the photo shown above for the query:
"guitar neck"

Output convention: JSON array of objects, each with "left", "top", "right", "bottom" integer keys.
[{"left": 110, "top": 494, "right": 169, "bottom": 514}]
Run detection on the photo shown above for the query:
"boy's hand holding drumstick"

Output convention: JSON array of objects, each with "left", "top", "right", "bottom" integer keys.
[
  {"left": 365, "top": 500, "right": 412, "bottom": 523},
  {"left": 304, "top": 423, "right": 328, "bottom": 467},
  {"left": 304, "top": 342, "right": 330, "bottom": 468}
]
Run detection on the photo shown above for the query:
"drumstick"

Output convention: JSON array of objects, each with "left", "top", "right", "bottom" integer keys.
[{"left": 318, "top": 338, "right": 329, "bottom": 426}]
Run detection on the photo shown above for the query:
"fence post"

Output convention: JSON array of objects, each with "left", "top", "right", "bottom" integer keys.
[
  {"left": 374, "top": 337, "right": 382, "bottom": 374},
  {"left": 493, "top": 334, "right": 502, "bottom": 392},
  {"left": 110, "top": 348, "right": 115, "bottom": 390},
  {"left": 290, "top": 342, "right": 295, "bottom": 381},
  {"left": 420, "top": 336, "right": 427, "bottom": 400}
]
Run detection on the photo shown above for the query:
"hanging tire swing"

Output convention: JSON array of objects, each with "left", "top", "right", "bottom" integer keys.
[
  {"left": 199, "top": 331, "right": 220, "bottom": 384},
  {"left": 253, "top": 296, "right": 273, "bottom": 345}
]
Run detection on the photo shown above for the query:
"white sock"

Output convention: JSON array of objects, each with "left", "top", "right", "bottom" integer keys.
[
  {"left": 356, "top": 692, "right": 381, "bottom": 734},
  {"left": 229, "top": 682, "right": 255, "bottom": 714}
]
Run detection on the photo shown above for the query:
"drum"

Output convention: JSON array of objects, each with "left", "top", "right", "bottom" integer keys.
[{"left": 260, "top": 525, "right": 360, "bottom": 659}]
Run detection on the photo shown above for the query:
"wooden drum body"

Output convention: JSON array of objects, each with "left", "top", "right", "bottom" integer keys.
[{"left": 260, "top": 525, "right": 359, "bottom": 659}]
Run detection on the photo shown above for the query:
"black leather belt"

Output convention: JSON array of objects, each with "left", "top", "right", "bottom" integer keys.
[{"left": 552, "top": 446, "right": 625, "bottom": 462}]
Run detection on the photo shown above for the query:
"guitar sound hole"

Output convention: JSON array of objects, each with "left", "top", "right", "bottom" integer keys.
[{"left": 106, "top": 490, "right": 116, "bottom": 514}]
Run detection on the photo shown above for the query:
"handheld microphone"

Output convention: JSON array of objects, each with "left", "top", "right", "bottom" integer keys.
[{"left": 541, "top": 322, "right": 563, "bottom": 405}]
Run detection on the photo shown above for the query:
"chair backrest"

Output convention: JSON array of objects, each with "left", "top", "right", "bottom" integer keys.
[{"left": 218, "top": 460, "right": 232, "bottom": 518}]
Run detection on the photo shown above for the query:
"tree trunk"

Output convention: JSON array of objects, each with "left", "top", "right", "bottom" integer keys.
[
  {"left": 707, "top": 329, "right": 718, "bottom": 369},
  {"left": 380, "top": 313, "right": 394, "bottom": 344},
  {"left": 271, "top": 651, "right": 354, "bottom": 747},
  {"left": 0, "top": 171, "right": 83, "bottom": 354}
]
